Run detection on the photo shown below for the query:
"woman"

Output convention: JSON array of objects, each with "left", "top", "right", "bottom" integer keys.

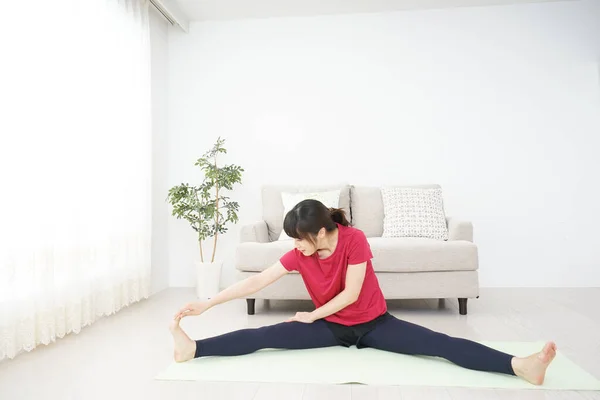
[{"left": 170, "top": 199, "right": 556, "bottom": 385}]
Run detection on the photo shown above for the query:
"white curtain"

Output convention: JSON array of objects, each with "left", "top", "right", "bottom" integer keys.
[{"left": 0, "top": 0, "right": 152, "bottom": 360}]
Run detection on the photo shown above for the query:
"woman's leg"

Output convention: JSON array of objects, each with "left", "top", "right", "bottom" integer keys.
[
  {"left": 169, "top": 317, "right": 338, "bottom": 361},
  {"left": 359, "top": 315, "right": 556, "bottom": 384},
  {"left": 195, "top": 320, "right": 339, "bottom": 357}
]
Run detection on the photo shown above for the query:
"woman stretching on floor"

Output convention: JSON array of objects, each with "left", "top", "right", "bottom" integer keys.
[{"left": 170, "top": 199, "right": 556, "bottom": 385}]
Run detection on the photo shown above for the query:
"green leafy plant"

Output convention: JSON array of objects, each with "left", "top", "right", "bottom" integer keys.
[{"left": 166, "top": 137, "right": 244, "bottom": 263}]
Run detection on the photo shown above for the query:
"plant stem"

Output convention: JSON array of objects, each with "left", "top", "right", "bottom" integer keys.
[
  {"left": 211, "top": 155, "right": 219, "bottom": 263},
  {"left": 199, "top": 238, "right": 204, "bottom": 263},
  {"left": 193, "top": 191, "right": 204, "bottom": 263}
]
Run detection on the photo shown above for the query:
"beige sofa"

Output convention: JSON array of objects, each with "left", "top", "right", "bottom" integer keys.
[{"left": 234, "top": 184, "right": 479, "bottom": 315}]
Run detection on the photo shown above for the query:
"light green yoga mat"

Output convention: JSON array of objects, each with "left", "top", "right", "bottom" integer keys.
[{"left": 155, "top": 341, "right": 600, "bottom": 390}]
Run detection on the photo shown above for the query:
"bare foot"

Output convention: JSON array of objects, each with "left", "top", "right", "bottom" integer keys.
[
  {"left": 169, "top": 317, "right": 197, "bottom": 363},
  {"left": 511, "top": 342, "right": 557, "bottom": 385}
]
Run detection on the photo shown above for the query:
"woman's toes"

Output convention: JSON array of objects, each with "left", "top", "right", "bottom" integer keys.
[{"left": 537, "top": 342, "right": 554, "bottom": 363}]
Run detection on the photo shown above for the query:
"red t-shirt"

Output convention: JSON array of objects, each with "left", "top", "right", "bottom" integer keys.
[{"left": 279, "top": 223, "right": 387, "bottom": 326}]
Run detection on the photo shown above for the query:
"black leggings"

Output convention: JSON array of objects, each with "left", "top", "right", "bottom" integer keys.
[{"left": 194, "top": 314, "right": 516, "bottom": 376}]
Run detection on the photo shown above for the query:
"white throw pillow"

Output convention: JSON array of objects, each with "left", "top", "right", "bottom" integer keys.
[
  {"left": 278, "top": 189, "right": 341, "bottom": 241},
  {"left": 381, "top": 187, "right": 448, "bottom": 240}
]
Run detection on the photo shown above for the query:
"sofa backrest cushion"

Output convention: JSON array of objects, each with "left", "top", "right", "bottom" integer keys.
[
  {"left": 262, "top": 184, "right": 351, "bottom": 242},
  {"left": 350, "top": 184, "right": 442, "bottom": 237}
]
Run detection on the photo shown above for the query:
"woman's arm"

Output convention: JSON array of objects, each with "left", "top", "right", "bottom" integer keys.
[
  {"left": 206, "top": 261, "right": 289, "bottom": 309},
  {"left": 308, "top": 262, "right": 366, "bottom": 321},
  {"left": 288, "top": 262, "right": 367, "bottom": 323}
]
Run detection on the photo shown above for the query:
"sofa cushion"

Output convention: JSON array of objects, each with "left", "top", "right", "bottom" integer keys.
[
  {"left": 351, "top": 184, "right": 441, "bottom": 238},
  {"left": 262, "top": 184, "right": 351, "bottom": 242},
  {"left": 235, "top": 240, "right": 296, "bottom": 272},
  {"left": 368, "top": 237, "right": 478, "bottom": 272},
  {"left": 235, "top": 236, "right": 477, "bottom": 273},
  {"left": 349, "top": 186, "right": 384, "bottom": 238},
  {"left": 381, "top": 187, "right": 449, "bottom": 240}
]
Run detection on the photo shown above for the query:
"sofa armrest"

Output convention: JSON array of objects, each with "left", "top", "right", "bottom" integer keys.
[
  {"left": 447, "top": 217, "right": 473, "bottom": 242},
  {"left": 240, "top": 221, "right": 270, "bottom": 243}
]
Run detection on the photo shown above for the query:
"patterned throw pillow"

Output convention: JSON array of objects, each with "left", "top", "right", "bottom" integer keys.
[
  {"left": 278, "top": 190, "right": 341, "bottom": 240},
  {"left": 381, "top": 187, "right": 448, "bottom": 240}
]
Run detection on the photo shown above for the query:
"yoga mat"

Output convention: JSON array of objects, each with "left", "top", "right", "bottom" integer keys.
[{"left": 155, "top": 341, "right": 600, "bottom": 390}]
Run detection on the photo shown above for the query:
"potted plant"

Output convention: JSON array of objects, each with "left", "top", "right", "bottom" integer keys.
[{"left": 166, "top": 137, "right": 244, "bottom": 299}]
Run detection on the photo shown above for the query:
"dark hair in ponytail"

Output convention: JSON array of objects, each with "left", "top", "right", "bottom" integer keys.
[
  {"left": 329, "top": 207, "right": 350, "bottom": 226},
  {"left": 283, "top": 199, "right": 350, "bottom": 243}
]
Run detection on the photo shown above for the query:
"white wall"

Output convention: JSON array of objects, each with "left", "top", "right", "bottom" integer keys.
[
  {"left": 150, "top": 8, "right": 171, "bottom": 295},
  {"left": 166, "top": 0, "right": 600, "bottom": 289}
]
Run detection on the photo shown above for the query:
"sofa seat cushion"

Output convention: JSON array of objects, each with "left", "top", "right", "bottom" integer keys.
[
  {"left": 235, "top": 240, "right": 296, "bottom": 272},
  {"left": 236, "top": 237, "right": 477, "bottom": 273},
  {"left": 368, "top": 237, "right": 478, "bottom": 272}
]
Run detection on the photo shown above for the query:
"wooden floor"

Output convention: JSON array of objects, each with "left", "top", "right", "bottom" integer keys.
[{"left": 1, "top": 288, "right": 599, "bottom": 400}]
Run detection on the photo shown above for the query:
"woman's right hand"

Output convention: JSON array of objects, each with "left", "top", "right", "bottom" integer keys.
[{"left": 174, "top": 301, "right": 211, "bottom": 319}]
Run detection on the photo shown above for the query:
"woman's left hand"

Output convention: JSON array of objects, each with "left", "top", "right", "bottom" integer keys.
[{"left": 286, "top": 312, "right": 315, "bottom": 323}]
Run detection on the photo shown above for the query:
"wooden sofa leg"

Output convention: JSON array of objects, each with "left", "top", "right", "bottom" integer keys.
[
  {"left": 458, "top": 298, "right": 467, "bottom": 315},
  {"left": 246, "top": 299, "right": 256, "bottom": 315}
]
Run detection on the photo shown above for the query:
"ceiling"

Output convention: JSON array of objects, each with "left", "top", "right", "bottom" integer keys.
[{"left": 174, "top": 0, "right": 573, "bottom": 21}]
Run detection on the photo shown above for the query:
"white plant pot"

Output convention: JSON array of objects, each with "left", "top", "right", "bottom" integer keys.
[{"left": 195, "top": 260, "right": 223, "bottom": 300}]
